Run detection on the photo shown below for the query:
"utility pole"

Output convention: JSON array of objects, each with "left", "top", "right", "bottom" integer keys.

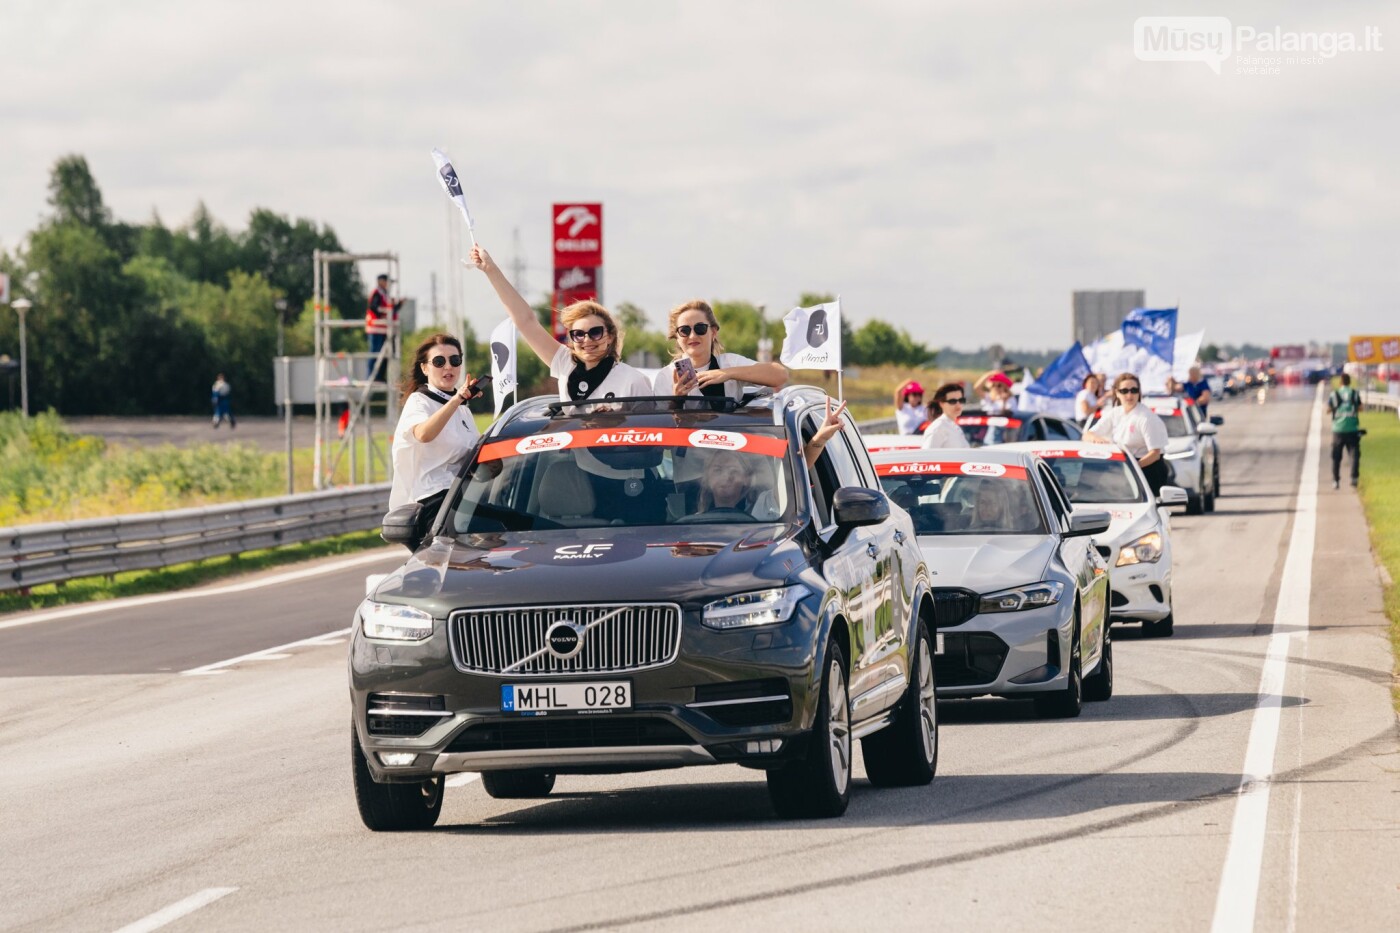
[
  {"left": 430, "top": 271, "right": 439, "bottom": 328},
  {"left": 11, "top": 298, "right": 31, "bottom": 416},
  {"left": 510, "top": 226, "right": 527, "bottom": 295}
]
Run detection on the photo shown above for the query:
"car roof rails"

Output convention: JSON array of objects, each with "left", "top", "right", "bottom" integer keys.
[{"left": 543, "top": 395, "right": 745, "bottom": 417}]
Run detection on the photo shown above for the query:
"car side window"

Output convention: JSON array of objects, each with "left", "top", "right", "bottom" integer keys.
[
  {"left": 841, "top": 419, "right": 878, "bottom": 488},
  {"left": 1042, "top": 418, "right": 1073, "bottom": 441},
  {"left": 1028, "top": 419, "right": 1048, "bottom": 441},
  {"left": 802, "top": 409, "right": 864, "bottom": 527},
  {"left": 1038, "top": 463, "right": 1072, "bottom": 530}
]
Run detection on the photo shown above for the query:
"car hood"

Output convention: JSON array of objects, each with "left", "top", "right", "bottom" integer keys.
[
  {"left": 1165, "top": 436, "right": 1198, "bottom": 456},
  {"left": 914, "top": 534, "right": 1055, "bottom": 593},
  {"left": 368, "top": 524, "right": 806, "bottom": 615},
  {"left": 1074, "top": 502, "right": 1159, "bottom": 549}
]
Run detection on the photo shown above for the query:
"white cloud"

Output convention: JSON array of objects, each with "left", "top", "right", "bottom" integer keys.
[{"left": 0, "top": 0, "right": 1396, "bottom": 349}]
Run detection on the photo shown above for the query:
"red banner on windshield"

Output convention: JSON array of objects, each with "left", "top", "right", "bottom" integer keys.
[
  {"left": 479, "top": 427, "right": 788, "bottom": 462},
  {"left": 876, "top": 461, "right": 1028, "bottom": 480}
]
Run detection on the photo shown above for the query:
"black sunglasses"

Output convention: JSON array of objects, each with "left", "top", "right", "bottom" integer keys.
[
  {"left": 1118, "top": 386, "right": 1141, "bottom": 395},
  {"left": 568, "top": 326, "right": 608, "bottom": 342},
  {"left": 676, "top": 323, "right": 712, "bottom": 337},
  {"left": 944, "top": 397, "right": 966, "bottom": 404},
  {"left": 428, "top": 354, "right": 463, "bottom": 368}
]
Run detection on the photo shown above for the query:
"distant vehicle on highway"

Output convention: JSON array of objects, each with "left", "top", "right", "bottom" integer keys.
[
  {"left": 870, "top": 447, "right": 1113, "bottom": 718},
  {"left": 1003, "top": 442, "right": 1187, "bottom": 637},
  {"left": 1144, "top": 394, "right": 1222, "bottom": 514},
  {"left": 351, "top": 386, "right": 938, "bottom": 830}
]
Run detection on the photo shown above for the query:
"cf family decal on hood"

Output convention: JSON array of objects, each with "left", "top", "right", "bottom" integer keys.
[
  {"left": 479, "top": 428, "right": 787, "bottom": 462},
  {"left": 875, "top": 461, "right": 1028, "bottom": 480},
  {"left": 512, "top": 537, "right": 649, "bottom": 566}
]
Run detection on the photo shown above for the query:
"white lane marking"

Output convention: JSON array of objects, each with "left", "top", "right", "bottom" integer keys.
[
  {"left": 1210, "top": 388, "right": 1321, "bottom": 933},
  {"left": 112, "top": 887, "right": 237, "bottom": 933},
  {"left": 181, "top": 628, "right": 350, "bottom": 676},
  {"left": 446, "top": 773, "right": 481, "bottom": 788},
  {"left": 0, "top": 549, "right": 399, "bottom": 632}
]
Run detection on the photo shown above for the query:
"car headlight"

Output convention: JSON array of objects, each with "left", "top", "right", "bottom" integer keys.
[
  {"left": 1115, "top": 532, "right": 1163, "bottom": 566},
  {"left": 978, "top": 581, "right": 1064, "bottom": 613},
  {"left": 1165, "top": 446, "right": 1197, "bottom": 460},
  {"left": 360, "top": 600, "right": 434, "bottom": 642},
  {"left": 702, "top": 585, "right": 808, "bottom": 630}
]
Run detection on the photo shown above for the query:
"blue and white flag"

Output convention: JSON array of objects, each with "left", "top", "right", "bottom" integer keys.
[
  {"left": 780, "top": 299, "right": 842, "bottom": 371},
  {"left": 489, "top": 318, "right": 518, "bottom": 417},
  {"left": 1020, "top": 343, "right": 1092, "bottom": 418},
  {"left": 1122, "top": 307, "right": 1178, "bottom": 363},
  {"left": 431, "top": 148, "right": 476, "bottom": 232}
]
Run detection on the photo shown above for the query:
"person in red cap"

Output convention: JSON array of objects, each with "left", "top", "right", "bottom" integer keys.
[
  {"left": 893, "top": 380, "right": 929, "bottom": 434},
  {"left": 974, "top": 369, "right": 1015, "bottom": 414}
]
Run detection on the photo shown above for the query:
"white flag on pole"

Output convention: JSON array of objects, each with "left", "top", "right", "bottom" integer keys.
[
  {"left": 431, "top": 148, "right": 476, "bottom": 240},
  {"left": 489, "top": 318, "right": 518, "bottom": 417},
  {"left": 780, "top": 299, "right": 842, "bottom": 371}
]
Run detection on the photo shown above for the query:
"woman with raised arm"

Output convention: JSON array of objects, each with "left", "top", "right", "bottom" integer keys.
[
  {"left": 468, "top": 245, "right": 650, "bottom": 404},
  {"left": 653, "top": 299, "right": 787, "bottom": 401}
]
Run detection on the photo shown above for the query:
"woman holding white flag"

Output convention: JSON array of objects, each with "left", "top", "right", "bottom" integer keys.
[
  {"left": 652, "top": 300, "right": 787, "bottom": 401},
  {"left": 468, "top": 245, "right": 650, "bottom": 404}
]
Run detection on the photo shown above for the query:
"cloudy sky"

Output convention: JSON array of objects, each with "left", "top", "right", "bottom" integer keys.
[{"left": 2, "top": 0, "right": 1396, "bottom": 349}]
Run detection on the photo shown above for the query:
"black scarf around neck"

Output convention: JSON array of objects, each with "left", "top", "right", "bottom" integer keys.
[{"left": 567, "top": 356, "right": 616, "bottom": 401}]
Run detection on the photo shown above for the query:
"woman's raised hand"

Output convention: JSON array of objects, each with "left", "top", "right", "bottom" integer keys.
[{"left": 464, "top": 245, "right": 495, "bottom": 273}]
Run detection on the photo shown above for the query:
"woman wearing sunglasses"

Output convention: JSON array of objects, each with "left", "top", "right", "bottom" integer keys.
[
  {"left": 389, "top": 334, "right": 482, "bottom": 539},
  {"left": 1083, "top": 372, "right": 1171, "bottom": 492},
  {"left": 920, "top": 382, "right": 971, "bottom": 449},
  {"left": 652, "top": 300, "right": 788, "bottom": 401},
  {"left": 469, "top": 245, "right": 651, "bottom": 404}
]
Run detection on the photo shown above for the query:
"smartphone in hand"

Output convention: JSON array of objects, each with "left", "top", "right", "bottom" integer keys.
[
  {"left": 674, "top": 357, "right": 696, "bottom": 391},
  {"left": 467, "top": 374, "right": 493, "bottom": 398}
]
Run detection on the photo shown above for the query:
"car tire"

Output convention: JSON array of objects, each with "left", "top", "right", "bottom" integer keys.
[
  {"left": 1034, "top": 618, "right": 1083, "bottom": 719},
  {"left": 1083, "top": 616, "right": 1113, "bottom": 702},
  {"left": 862, "top": 621, "right": 938, "bottom": 787},
  {"left": 1144, "top": 611, "right": 1175, "bottom": 638},
  {"left": 1213, "top": 464, "right": 1222, "bottom": 497},
  {"left": 1186, "top": 485, "right": 1204, "bottom": 515},
  {"left": 481, "top": 770, "right": 556, "bottom": 799},
  {"left": 768, "top": 639, "right": 852, "bottom": 819},
  {"left": 352, "top": 727, "right": 443, "bottom": 831}
]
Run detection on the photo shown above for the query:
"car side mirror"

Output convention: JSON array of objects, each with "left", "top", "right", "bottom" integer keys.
[
  {"left": 381, "top": 503, "right": 423, "bottom": 549},
  {"left": 1157, "top": 485, "right": 1189, "bottom": 507},
  {"left": 1066, "top": 509, "right": 1111, "bottom": 537},
  {"left": 1210, "top": 415, "right": 1224, "bottom": 425},
  {"left": 832, "top": 487, "right": 891, "bottom": 528},
  {"left": 1195, "top": 422, "right": 1218, "bottom": 436}
]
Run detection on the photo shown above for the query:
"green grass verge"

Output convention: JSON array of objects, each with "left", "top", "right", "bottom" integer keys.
[
  {"left": 1356, "top": 409, "right": 1400, "bottom": 712},
  {"left": 0, "top": 529, "right": 391, "bottom": 617}
]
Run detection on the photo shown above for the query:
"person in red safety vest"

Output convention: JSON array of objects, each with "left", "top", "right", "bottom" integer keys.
[{"left": 365, "top": 273, "right": 403, "bottom": 380}]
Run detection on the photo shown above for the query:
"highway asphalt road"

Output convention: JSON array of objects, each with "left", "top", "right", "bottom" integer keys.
[{"left": 3, "top": 388, "right": 1397, "bottom": 932}]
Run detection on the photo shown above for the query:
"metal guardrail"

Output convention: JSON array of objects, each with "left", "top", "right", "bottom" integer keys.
[
  {"left": 1, "top": 484, "right": 389, "bottom": 592},
  {"left": 1362, "top": 389, "right": 1400, "bottom": 413}
]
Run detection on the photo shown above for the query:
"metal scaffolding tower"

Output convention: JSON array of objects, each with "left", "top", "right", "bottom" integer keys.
[{"left": 312, "top": 250, "right": 402, "bottom": 490}]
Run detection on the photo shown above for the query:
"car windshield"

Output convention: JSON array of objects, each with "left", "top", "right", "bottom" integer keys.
[
  {"left": 1152, "top": 410, "right": 1191, "bottom": 438},
  {"left": 955, "top": 415, "right": 1022, "bottom": 448},
  {"left": 1043, "top": 456, "right": 1146, "bottom": 504},
  {"left": 447, "top": 426, "right": 798, "bottom": 532},
  {"left": 878, "top": 464, "right": 1046, "bottom": 535}
]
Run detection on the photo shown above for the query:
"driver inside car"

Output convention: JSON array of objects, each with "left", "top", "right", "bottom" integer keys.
[{"left": 699, "top": 451, "right": 754, "bottom": 514}]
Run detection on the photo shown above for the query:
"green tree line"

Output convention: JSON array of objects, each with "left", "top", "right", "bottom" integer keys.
[{"left": 2, "top": 156, "right": 935, "bottom": 415}]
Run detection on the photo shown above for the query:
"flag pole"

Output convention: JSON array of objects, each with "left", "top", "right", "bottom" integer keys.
[{"left": 836, "top": 294, "right": 844, "bottom": 402}]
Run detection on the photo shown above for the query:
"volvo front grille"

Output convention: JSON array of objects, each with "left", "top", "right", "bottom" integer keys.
[{"left": 449, "top": 603, "right": 682, "bottom": 676}]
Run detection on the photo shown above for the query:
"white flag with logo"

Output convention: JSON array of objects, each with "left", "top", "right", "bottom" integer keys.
[
  {"left": 430, "top": 148, "right": 475, "bottom": 231},
  {"left": 780, "top": 299, "right": 842, "bottom": 371},
  {"left": 489, "top": 318, "right": 518, "bottom": 416}
]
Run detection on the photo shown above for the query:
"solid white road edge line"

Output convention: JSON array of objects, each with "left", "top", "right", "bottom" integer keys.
[
  {"left": 0, "top": 549, "right": 399, "bottom": 632},
  {"left": 182, "top": 628, "right": 351, "bottom": 676},
  {"left": 111, "top": 886, "right": 238, "bottom": 933},
  {"left": 1209, "top": 387, "right": 1322, "bottom": 933}
]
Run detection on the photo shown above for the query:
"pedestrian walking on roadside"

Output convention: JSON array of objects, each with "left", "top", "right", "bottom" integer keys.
[
  {"left": 211, "top": 373, "right": 235, "bottom": 429},
  {"left": 1327, "top": 373, "right": 1362, "bottom": 489}
]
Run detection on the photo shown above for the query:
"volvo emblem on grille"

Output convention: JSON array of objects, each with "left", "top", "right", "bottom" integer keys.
[{"left": 545, "top": 621, "right": 585, "bottom": 659}]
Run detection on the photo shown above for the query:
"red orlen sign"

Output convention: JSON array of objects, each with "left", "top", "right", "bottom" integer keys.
[{"left": 553, "top": 203, "right": 602, "bottom": 267}]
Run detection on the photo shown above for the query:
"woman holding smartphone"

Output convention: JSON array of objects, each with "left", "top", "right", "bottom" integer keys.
[
  {"left": 653, "top": 300, "right": 788, "bottom": 401},
  {"left": 468, "top": 245, "right": 651, "bottom": 404},
  {"left": 389, "top": 334, "right": 483, "bottom": 546}
]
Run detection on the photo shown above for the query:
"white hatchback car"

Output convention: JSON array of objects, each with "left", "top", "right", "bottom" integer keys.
[{"left": 1002, "top": 441, "right": 1187, "bottom": 637}]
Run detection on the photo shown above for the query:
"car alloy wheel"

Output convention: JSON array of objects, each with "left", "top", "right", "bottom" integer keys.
[
  {"left": 767, "top": 639, "right": 852, "bottom": 818},
  {"left": 827, "top": 657, "right": 851, "bottom": 797}
]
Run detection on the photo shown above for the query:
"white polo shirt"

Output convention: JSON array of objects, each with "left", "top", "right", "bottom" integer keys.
[
  {"left": 388, "top": 390, "right": 480, "bottom": 509},
  {"left": 652, "top": 352, "right": 760, "bottom": 402},
  {"left": 551, "top": 345, "right": 652, "bottom": 402},
  {"left": 1089, "top": 404, "right": 1168, "bottom": 458},
  {"left": 921, "top": 414, "right": 970, "bottom": 449}
]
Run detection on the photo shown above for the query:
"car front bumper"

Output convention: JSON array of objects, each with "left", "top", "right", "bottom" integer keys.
[{"left": 934, "top": 602, "right": 1075, "bottom": 699}]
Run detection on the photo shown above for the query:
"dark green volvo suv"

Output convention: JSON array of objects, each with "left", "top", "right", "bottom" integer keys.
[{"left": 351, "top": 387, "right": 938, "bottom": 829}]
